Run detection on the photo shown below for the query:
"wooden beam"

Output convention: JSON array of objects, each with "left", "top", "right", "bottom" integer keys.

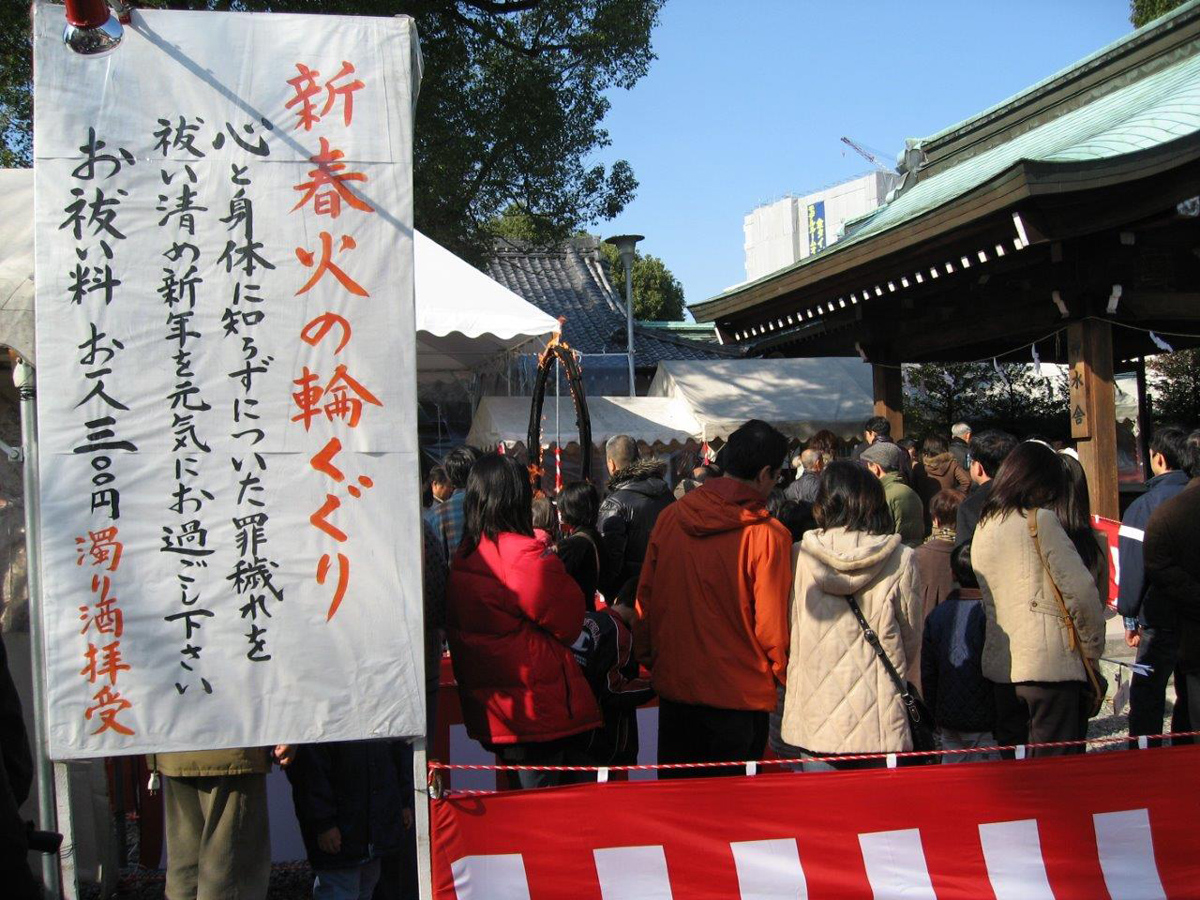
[
  {"left": 872, "top": 364, "right": 904, "bottom": 440},
  {"left": 1068, "top": 320, "right": 1119, "bottom": 519}
]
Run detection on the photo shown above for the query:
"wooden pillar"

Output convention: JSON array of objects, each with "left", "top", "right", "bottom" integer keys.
[
  {"left": 1067, "top": 320, "right": 1119, "bottom": 519},
  {"left": 1135, "top": 357, "right": 1153, "bottom": 481},
  {"left": 872, "top": 363, "right": 904, "bottom": 439}
]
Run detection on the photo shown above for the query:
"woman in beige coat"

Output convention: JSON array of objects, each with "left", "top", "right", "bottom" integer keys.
[
  {"left": 780, "top": 461, "right": 924, "bottom": 768},
  {"left": 972, "top": 442, "right": 1105, "bottom": 756}
]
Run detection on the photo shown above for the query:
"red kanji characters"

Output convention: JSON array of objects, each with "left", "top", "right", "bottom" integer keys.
[
  {"left": 81, "top": 640, "right": 131, "bottom": 685},
  {"left": 285, "top": 64, "right": 323, "bottom": 131},
  {"left": 286, "top": 62, "right": 364, "bottom": 131},
  {"left": 79, "top": 574, "right": 123, "bottom": 637},
  {"left": 317, "top": 552, "right": 350, "bottom": 621},
  {"left": 295, "top": 232, "right": 368, "bottom": 297},
  {"left": 292, "top": 137, "right": 373, "bottom": 219},
  {"left": 301, "top": 312, "right": 352, "bottom": 354},
  {"left": 322, "top": 62, "right": 364, "bottom": 127},
  {"left": 85, "top": 685, "right": 135, "bottom": 736},
  {"left": 75, "top": 526, "right": 123, "bottom": 571},
  {"left": 291, "top": 364, "right": 382, "bottom": 430}
]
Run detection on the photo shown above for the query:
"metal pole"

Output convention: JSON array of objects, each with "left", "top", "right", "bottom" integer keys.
[
  {"left": 624, "top": 257, "right": 635, "bottom": 397},
  {"left": 555, "top": 363, "right": 561, "bottom": 487},
  {"left": 15, "top": 358, "right": 62, "bottom": 899},
  {"left": 603, "top": 235, "right": 643, "bottom": 398}
]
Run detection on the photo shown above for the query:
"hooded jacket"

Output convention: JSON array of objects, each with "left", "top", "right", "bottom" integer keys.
[
  {"left": 446, "top": 532, "right": 602, "bottom": 745},
  {"left": 633, "top": 477, "right": 792, "bottom": 712},
  {"left": 913, "top": 453, "right": 971, "bottom": 530},
  {"left": 597, "top": 458, "right": 674, "bottom": 597},
  {"left": 780, "top": 528, "right": 923, "bottom": 754}
]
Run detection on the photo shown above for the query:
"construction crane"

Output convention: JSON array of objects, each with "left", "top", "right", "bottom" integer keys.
[{"left": 840, "top": 136, "right": 895, "bottom": 172}]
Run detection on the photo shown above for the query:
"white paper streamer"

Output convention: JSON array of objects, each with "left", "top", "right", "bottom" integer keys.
[{"left": 1149, "top": 331, "right": 1175, "bottom": 353}]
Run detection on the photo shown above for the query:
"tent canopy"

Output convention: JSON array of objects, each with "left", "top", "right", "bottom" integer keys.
[
  {"left": 647, "top": 358, "right": 874, "bottom": 441},
  {"left": 0, "top": 169, "right": 557, "bottom": 379},
  {"left": 0, "top": 170, "right": 34, "bottom": 364},
  {"left": 413, "top": 230, "right": 558, "bottom": 384},
  {"left": 466, "top": 395, "right": 701, "bottom": 449}
]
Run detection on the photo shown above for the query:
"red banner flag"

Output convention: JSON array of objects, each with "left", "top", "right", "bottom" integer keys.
[
  {"left": 1091, "top": 514, "right": 1120, "bottom": 609},
  {"left": 432, "top": 745, "right": 1200, "bottom": 898}
]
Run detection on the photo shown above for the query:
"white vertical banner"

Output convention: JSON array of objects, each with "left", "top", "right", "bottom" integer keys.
[{"left": 33, "top": 6, "right": 423, "bottom": 758}]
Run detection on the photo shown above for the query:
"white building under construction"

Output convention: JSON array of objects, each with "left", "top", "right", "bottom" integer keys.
[{"left": 743, "top": 170, "right": 900, "bottom": 282}]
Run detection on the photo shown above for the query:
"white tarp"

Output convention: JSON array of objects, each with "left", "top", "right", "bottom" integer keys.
[
  {"left": 648, "top": 358, "right": 875, "bottom": 440},
  {"left": 466, "top": 395, "right": 701, "bottom": 449},
  {"left": 34, "top": 6, "right": 423, "bottom": 757},
  {"left": 0, "top": 170, "right": 556, "bottom": 380}
]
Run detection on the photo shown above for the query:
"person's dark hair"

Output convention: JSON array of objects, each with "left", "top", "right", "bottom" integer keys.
[
  {"left": 531, "top": 495, "right": 557, "bottom": 535},
  {"left": 921, "top": 434, "right": 949, "bottom": 458},
  {"left": 897, "top": 437, "right": 917, "bottom": 453},
  {"left": 951, "top": 541, "right": 978, "bottom": 589},
  {"left": 605, "top": 434, "right": 639, "bottom": 470},
  {"left": 978, "top": 441, "right": 1065, "bottom": 525},
  {"left": 813, "top": 460, "right": 894, "bottom": 535},
  {"left": 766, "top": 487, "right": 787, "bottom": 518},
  {"left": 460, "top": 453, "right": 533, "bottom": 556},
  {"left": 1151, "top": 425, "right": 1190, "bottom": 472},
  {"left": 807, "top": 429, "right": 841, "bottom": 457},
  {"left": 611, "top": 575, "right": 638, "bottom": 611},
  {"left": 778, "top": 499, "right": 817, "bottom": 543},
  {"left": 429, "top": 465, "right": 449, "bottom": 486},
  {"left": 721, "top": 419, "right": 788, "bottom": 480},
  {"left": 929, "top": 488, "right": 965, "bottom": 527},
  {"left": 443, "top": 445, "right": 483, "bottom": 490},
  {"left": 864, "top": 415, "right": 891, "bottom": 437},
  {"left": 968, "top": 429, "right": 1018, "bottom": 479},
  {"left": 1187, "top": 430, "right": 1200, "bottom": 479},
  {"left": 1055, "top": 452, "right": 1101, "bottom": 574},
  {"left": 558, "top": 481, "right": 599, "bottom": 530}
]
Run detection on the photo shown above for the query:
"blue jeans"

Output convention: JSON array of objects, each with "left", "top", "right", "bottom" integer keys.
[{"left": 313, "top": 858, "right": 381, "bottom": 900}]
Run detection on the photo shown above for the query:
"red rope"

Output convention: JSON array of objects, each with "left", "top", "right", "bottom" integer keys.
[{"left": 428, "top": 730, "right": 1200, "bottom": 775}]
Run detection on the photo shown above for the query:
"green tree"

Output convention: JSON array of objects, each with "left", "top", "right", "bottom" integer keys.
[
  {"left": 903, "top": 361, "right": 1069, "bottom": 439},
  {"left": 1148, "top": 348, "right": 1200, "bottom": 426},
  {"left": 1, "top": 0, "right": 662, "bottom": 262},
  {"left": 1131, "top": 0, "right": 1187, "bottom": 27},
  {"left": 902, "top": 362, "right": 991, "bottom": 437},
  {"left": 0, "top": 4, "right": 30, "bottom": 169},
  {"left": 599, "top": 240, "right": 684, "bottom": 320}
]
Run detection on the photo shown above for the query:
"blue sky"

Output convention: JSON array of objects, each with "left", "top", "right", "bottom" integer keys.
[{"left": 596, "top": 0, "right": 1136, "bottom": 313}]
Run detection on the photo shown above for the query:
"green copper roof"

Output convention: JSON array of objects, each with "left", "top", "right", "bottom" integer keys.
[
  {"left": 862, "top": 49, "right": 1200, "bottom": 236},
  {"left": 695, "top": 1, "right": 1200, "bottom": 315}
]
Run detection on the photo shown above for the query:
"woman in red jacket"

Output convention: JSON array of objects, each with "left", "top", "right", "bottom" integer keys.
[{"left": 446, "top": 453, "right": 601, "bottom": 788}]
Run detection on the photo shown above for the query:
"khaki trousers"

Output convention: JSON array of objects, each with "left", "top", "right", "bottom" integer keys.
[{"left": 164, "top": 773, "right": 270, "bottom": 900}]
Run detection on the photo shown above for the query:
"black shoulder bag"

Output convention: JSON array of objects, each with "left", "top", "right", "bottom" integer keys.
[{"left": 844, "top": 594, "right": 938, "bottom": 759}]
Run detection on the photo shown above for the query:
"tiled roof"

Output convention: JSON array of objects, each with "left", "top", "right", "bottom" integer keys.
[{"left": 487, "top": 238, "right": 736, "bottom": 363}]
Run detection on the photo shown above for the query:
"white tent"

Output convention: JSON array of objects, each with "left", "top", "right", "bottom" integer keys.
[
  {"left": 413, "top": 230, "right": 558, "bottom": 389},
  {"left": 648, "top": 358, "right": 875, "bottom": 440},
  {"left": 0, "top": 169, "right": 34, "bottom": 364},
  {"left": 466, "top": 395, "right": 701, "bottom": 449},
  {"left": 0, "top": 169, "right": 558, "bottom": 380}
]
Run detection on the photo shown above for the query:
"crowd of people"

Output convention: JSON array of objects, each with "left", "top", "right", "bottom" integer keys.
[
  {"left": 435, "top": 415, "right": 1200, "bottom": 789},
  {"left": 9, "top": 417, "right": 1199, "bottom": 900}
]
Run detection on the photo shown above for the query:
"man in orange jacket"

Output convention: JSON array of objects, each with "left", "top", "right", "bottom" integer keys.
[{"left": 634, "top": 419, "right": 793, "bottom": 777}]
